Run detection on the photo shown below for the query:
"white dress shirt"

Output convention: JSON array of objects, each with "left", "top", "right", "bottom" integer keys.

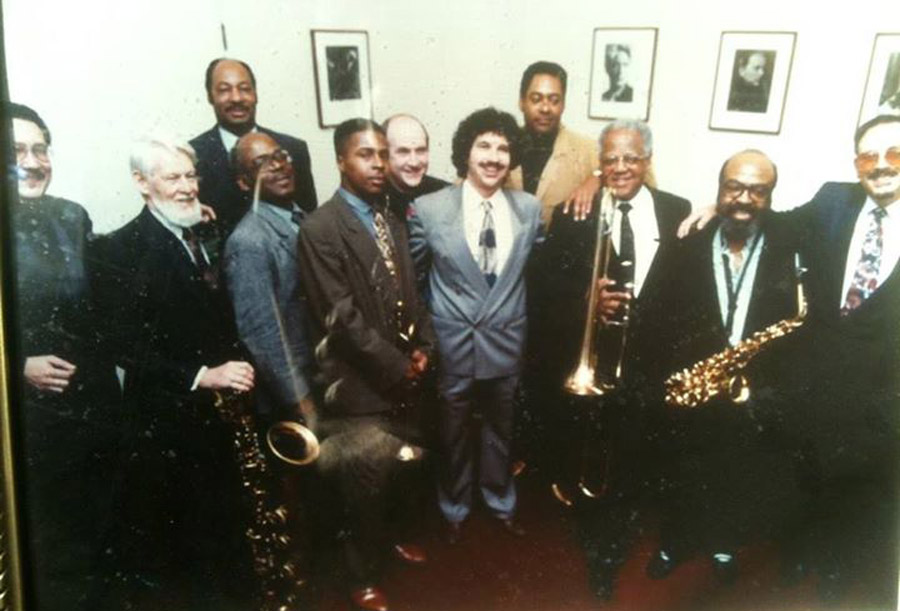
[
  {"left": 462, "top": 179, "right": 514, "bottom": 278},
  {"left": 712, "top": 225, "right": 766, "bottom": 346},
  {"left": 840, "top": 198, "right": 900, "bottom": 308},
  {"left": 218, "top": 125, "right": 257, "bottom": 153},
  {"left": 609, "top": 184, "right": 658, "bottom": 297}
]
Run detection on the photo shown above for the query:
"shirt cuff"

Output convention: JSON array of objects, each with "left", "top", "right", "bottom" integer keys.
[{"left": 191, "top": 366, "right": 209, "bottom": 391}]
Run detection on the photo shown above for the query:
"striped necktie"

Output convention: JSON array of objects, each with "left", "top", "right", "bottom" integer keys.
[
  {"left": 372, "top": 208, "right": 398, "bottom": 280},
  {"left": 479, "top": 200, "right": 497, "bottom": 287},
  {"left": 842, "top": 206, "right": 887, "bottom": 314}
]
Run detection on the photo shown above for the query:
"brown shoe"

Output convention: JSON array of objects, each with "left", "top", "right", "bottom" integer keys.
[
  {"left": 498, "top": 517, "right": 526, "bottom": 537},
  {"left": 351, "top": 586, "right": 389, "bottom": 611},
  {"left": 445, "top": 521, "right": 464, "bottom": 545},
  {"left": 393, "top": 542, "right": 427, "bottom": 565}
]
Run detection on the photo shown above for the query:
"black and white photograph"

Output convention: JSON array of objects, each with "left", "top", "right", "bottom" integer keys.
[
  {"left": 311, "top": 29, "right": 372, "bottom": 127},
  {"left": 710, "top": 32, "right": 796, "bottom": 134},
  {"left": 588, "top": 27, "right": 657, "bottom": 120},
  {"left": 859, "top": 33, "right": 900, "bottom": 124}
]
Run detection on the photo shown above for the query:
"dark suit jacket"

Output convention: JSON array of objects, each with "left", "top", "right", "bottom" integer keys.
[
  {"left": 385, "top": 174, "right": 449, "bottom": 221},
  {"left": 297, "top": 191, "right": 435, "bottom": 418},
  {"left": 190, "top": 125, "right": 318, "bottom": 234}
]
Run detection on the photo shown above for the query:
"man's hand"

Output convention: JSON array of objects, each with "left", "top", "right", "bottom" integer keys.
[
  {"left": 198, "top": 361, "right": 255, "bottom": 392},
  {"left": 199, "top": 203, "right": 217, "bottom": 223},
  {"left": 404, "top": 349, "right": 429, "bottom": 380},
  {"left": 596, "top": 277, "right": 631, "bottom": 325},
  {"left": 562, "top": 173, "right": 602, "bottom": 221},
  {"left": 677, "top": 205, "right": 716, "bottom": 238},
  {"left": 24, "top": 355, "right": 76, "bottom": 393}
]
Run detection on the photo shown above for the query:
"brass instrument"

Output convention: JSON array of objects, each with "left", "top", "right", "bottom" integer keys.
[
  {"left": 665, "top": 254, "right": 808, "bottom": 408},
  {"left": 214, "top": 390, "right": 318, "bottom": 611}
]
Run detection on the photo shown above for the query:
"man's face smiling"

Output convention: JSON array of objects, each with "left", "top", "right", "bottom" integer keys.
[
  {"left": 601, "top": 128, "right": 649, "bottom": 202},
  {"left": 466, "top": 131, "right": 511, "bottom": 198},
  {"left": 386, "top": 117, "right": 429, "bottom": 192},
  {"left": 13, "top": 118, "right": 52, "bottom": 199},
  {"left": 856, "top": 122, "right": 900, "bottom": 207},
  {"left": 237, "top": 133, "right": 295, "bottom": 206},
  {"left": 138, "top": 150, "right": 202, "bottom": 227},
  {"left": 209, "top": 60, "right": 258, "bottom": 134}
]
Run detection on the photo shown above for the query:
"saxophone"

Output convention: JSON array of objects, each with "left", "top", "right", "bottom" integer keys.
[{"left": 664, "top": 254, "right": 807, "bottom": 409}]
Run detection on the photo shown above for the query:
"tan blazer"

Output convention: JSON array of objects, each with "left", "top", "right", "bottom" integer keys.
[{"left": 506, "top": 124, "right": 598, "bottom": 226}]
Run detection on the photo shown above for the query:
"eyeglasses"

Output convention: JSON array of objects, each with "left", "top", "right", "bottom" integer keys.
[
  {"left": 855, "top": 148, "right": 900, "bottom": 174},
  {"left": 15, "top": 143, "right": 50, "bottom": 162},
  {"left": 600, "top": 154, "right": 647, "bottom": 168},
  {"left": 720, "top": 180, "right": 772, "bottom": 202},
  {"left": 252, "top": 149, "right": 292, "bottom": 171}
]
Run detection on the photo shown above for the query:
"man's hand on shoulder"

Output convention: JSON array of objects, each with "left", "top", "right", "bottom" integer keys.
[
  {"left": 562, "top": 172, "right": 601, "bottom": 221},
  {"left": 677, "top": 205, "right": 716, "bottom": 238},
  {"left": 24, "top": 355, "right": 76, "bottom": 393},
  {"left": 198, "top": 361, "right": 255, "bottom": 392}
]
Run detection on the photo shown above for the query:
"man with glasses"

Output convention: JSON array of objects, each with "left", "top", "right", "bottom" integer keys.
[{"left": 533, "top": 119, "right": 690, "bottom": 599}]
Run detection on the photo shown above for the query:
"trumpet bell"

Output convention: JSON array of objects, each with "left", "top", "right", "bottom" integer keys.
[
  {"left": 266, "top": 421, "right": 321, "bottom": 466},
  {"left": 563, "top": 364, "right": 615, "bottom": 396}
]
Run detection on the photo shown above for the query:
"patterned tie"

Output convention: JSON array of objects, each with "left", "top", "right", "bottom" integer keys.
[
  {"left": 372, "top": 208, "right": 398, "bottom": 280},
  {"left": 479, "top": 201, "right": 498, "bottom": 287},
  {"left": 182, "top": 227, "right": 219, "bottom": 290},
  {"left": 842, "top": 206, "right": 887, "bottom": 315},
  {"left": 618, "top": 201, "right": 635, "bottom": 289}
]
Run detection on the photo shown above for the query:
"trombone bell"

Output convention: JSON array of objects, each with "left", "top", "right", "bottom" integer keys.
[{"left": 563, "top": 364, "right": 615, "bottom": 396}]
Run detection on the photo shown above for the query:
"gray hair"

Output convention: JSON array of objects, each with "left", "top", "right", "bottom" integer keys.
[
  {"left": 599, "top": 119, "right": 653, "bottom": 156},
  {"left": 129, "top": 136, "right": 197, "bottom": 176}
]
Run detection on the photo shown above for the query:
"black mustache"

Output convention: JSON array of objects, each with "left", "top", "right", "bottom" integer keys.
[
  {"left": 867, "top": 167, "right": 899, "bottom": 180},
  {"left": 17, "top": 167, "right": 47, "bottom": 180},
  {"left": 225, "top": 103, "right": 249, "bottom": 112},
  {"left": 479, "top": 163, "right": 505, "bottom": 170}
]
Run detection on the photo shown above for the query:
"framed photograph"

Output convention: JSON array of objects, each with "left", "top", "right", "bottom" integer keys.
[
  {"left": 310, "top": 29, "right": 373, "bottom": 128},
  {"left": 858, "top": 33, "right": 900, "bottom": 124},
  {"left": 588, "top": 27, "right": 658, "bottom": 121},
  {"left": 709, "top": 31, "right": 796, "bottom": 134}
]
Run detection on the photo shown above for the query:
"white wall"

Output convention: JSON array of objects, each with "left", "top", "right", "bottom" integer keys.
[{"left": 4, "top": 0, "right": 892, "bottom": 232}]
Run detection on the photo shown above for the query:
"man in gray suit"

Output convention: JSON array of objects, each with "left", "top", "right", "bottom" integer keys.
[
  {"left": 408, "top": 107, "right": 542, "bottom": 542},
  {"left": 224, "top": 132, "right": 315, "bottom": 426}
]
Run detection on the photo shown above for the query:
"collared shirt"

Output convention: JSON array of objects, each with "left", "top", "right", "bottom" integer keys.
[
  {"left": 609, "top": 185, "right": 657, "bottom": 297},
  {"left": 338, "top": 187, "right": 384, "bottom": 238},
  {"left": 712, "top": 224, "right": 766, "bottom": 346},
  {"left": 840, "top": 197, "right": 900, "bottom": 307},
  {"left": 147, "top": 206, "right": 210, "bottom": 266},
  {"left": 462, "top": 179, "right": 514, "bottom": 276},
  {"left": 260, "top": 200, "right": 304, "bottom": 235},
  {"left": 218, "top": 125, "right": 258, "bottom": 153}
]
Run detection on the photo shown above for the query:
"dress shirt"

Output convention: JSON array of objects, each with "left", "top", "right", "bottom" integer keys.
[
  {"left": 712, "top": 224, "right": 765, "bottom": 346},
  {"left": 609, "top": 185, "right": 657, "bottom": 297},
  {"left": 840, "top": 197, "right": 900, "bottom": 308},
  {"left": 147, "top": 206, "right": 210, "bottom": 266},
  {"left": 462, "top": 179, "right": 513, "bottom": 277},
  {"left": 262, "top": 200, "right": 303, "bottom": 235},
  {"left": 339, "top": 187, "right": 384, "bottom": 238},
  {"left": 217, "top": 125, "right": 258, "bottom": 153}
]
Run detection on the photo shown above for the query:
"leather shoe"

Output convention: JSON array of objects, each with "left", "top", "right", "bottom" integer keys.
[
  {"left": 445, "top": 521, "right": 464, "bottom": 545},
  {"left": 711, "top": 555, "right": 739, "bottom": 585},
  {"left": 393, "top": 542, "right": 427, "bottom": 565},
  {"left": 645, "top": 549, "right": 679, "bottom": 580},
  {"left": 350, "top": 586, "right": 389, "bottom": 611},
  {"left": 497, "top": 517, "right": 526, "bottom": 537}
]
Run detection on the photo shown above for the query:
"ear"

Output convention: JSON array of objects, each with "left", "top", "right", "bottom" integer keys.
[
  {"left": 207, "top": 89, "right": 215, "bottom": 105},
  {"left": 518, "top": 97, "right": 526, "bottom": 113},
  {"left": 236, "top": 172, "right": 252, "bottom": 193},
  {"left": 336, "top": 155, "right": 346, "bottom": 174},
  {"left": 132, "top": 171, "right": 151, "bottom": 197}
]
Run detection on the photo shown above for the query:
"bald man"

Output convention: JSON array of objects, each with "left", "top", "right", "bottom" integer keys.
[
  {"left": 383, "top": 114, "right": 448, "bottom": 219},
  {"left": 191, "top": 58, "right": 318, "bottom": 234},
  {"left": 645, "top": 150, "right": 802, "bottom": 585}
]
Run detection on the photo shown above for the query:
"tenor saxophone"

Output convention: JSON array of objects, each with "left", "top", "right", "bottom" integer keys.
[{"left": 664, "top": 254, "right": 807, "bottom": 408}]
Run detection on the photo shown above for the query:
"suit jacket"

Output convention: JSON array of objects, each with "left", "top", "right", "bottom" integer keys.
[
  {"left": 224, "top": 202, "right": 312, "bottom": 419},
  {"left": 190, "top": 125, "right": 318, "bottom": 234},
  {"left": 533, "top": 187, "right": 691, "bottom": 391},
  {"left": 506, "top": 125, "right": 598, "bottom": 226},
  {"left": 408, "top": 185, "right": 543, "bottom": 379},
  {"left": 297, "top": 191, "right": 435, "bottom": 418},
  {"left": 386, "top": 174, "right": 450, "bottom": 221}
]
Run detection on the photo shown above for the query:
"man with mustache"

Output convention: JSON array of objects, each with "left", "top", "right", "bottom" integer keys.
[
  {"left": 383, "top": 114, "right": 448, "bottom": 220},
  {"left": 408, "top": 107, "right": 542, "bottom": 543},
  {"left": 191, "top": 58, "right": 318, "bottom": 234},
  {"left": 645, "top": 150, "right": 802, "bottom": 585},
  {"left": 9, "top": 103, "right": 122, "bottom": 610},
  {"left": 297, "top": 119, "right": 435, "bottom": 611},
  {"left": 92, "top": 137, "right": 256, "bottom": 609}
]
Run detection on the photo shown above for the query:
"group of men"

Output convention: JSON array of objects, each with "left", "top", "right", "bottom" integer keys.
[{"left": 8, "top": 53, "right": 899, "bottom": 611}]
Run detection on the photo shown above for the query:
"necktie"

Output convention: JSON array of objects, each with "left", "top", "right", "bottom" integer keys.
[
  {"left": 479, "top": 201, "right": 498, "bottom": 287},
  {"left": 372, "top": 208, "right": 398, "bottom": 279},
  {"left": 182, "top": 227, "right": 219, "bottom": 290},
  {"left": 842, "top": 206, "right": 887, "bottom": 314},
  {"left": 618, "top": 201, "right": 635, "bottom": 290}
]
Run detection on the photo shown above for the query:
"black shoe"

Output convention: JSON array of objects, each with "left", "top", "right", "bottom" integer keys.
[
  {"left": 645, "top": 549, "right": 679, "bottom": 580},
  {"left": 711, "top": 554, "right": 738, "bottom": 585}
]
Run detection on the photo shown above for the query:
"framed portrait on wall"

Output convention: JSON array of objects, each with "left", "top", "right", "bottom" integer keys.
[
  {"left": 588, "top": 27, "right": 658, "bottom": 121},
  {"left": 709, "top": 31, "right": 796, "bottom": 134},
  {"left": 311, "top": 29, "right": 373, "bottom": 128},
  {"left": 858, "top": 33, "right": 900, "bottom": 124}
]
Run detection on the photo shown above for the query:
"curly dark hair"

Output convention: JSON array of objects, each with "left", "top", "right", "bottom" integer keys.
[{"left": 450, "top": 107, "right": 522, "bottom": 178}]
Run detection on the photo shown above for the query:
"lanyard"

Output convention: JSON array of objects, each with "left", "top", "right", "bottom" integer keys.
[{"left": 722, "top": 231, "right": 761, "bottom": 337}]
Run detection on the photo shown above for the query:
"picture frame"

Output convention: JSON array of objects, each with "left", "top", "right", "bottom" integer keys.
[
  {"left": 588, "top": 27, "right": 658, "bottom": 121},
  {"left": 709, "top": 31, "right": 796, "bottom": 134},
  {"left": 858, "top": 33, "right": 900, "bottom": 125},
  {"left": 310, "top": 29, "right": 373, "bottom": 128}
]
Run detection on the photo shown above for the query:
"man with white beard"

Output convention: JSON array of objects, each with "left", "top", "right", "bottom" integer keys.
[{"left": 92, "top": 136, "right": 256, "bottom": 610}]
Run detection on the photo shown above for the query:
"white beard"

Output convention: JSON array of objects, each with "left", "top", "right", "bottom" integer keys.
[{"left": 151, "top": 198, "right": 203, "bottom": 228}]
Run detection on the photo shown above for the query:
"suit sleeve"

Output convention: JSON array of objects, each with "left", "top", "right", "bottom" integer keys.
[
  {"left": 406, "top": 202, "right": 433, "bottom": 297},
  {"left": 297, "top": 222, "right": 410, "bottom": 392},
  {"left": 290, "top": 139, "right": 318, "bottom": 213},
  {"left": 225, "top": 237, "right": 310, "bottom": 412}
]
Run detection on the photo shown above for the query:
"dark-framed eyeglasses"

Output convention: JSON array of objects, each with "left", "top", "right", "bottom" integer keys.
[
  {"left": 721, "top": 180, "right": 772, "bottom": 202},
  {"left": 855, "top": 147, "right": 900, "bottom": 174},
  {"left": 600, "top": 154, "right": 647, "bottom": 168},
  {"left": 252, "top": 149, "right": 292, "bottom": 171},
  {"left": 15, "top": 143, "right": 50, "bottom": 163}
]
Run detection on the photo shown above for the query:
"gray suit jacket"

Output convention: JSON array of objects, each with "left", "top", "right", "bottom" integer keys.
[
  {"left": 408, "top": 185, "right": 542, "bottom": 379},
  {"left": 224, "top": 202, "right": 312, "bottom": 418}
]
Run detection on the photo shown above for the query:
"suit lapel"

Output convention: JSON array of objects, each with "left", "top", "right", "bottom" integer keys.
[
  {"left": 828, "top": 188, "right": 866, "bottom": 309},
  {"left": 440, "top": 186, "right": 490, "bottom": 291},
  {"left": 476, "top": 190, "right": 531, "bottom": 322},
  {"left": 257, "top": 204, "right": 297, "bottom": 261},
  {"left": 332, "top": 193, "right": 386, "bottom": 281}
]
